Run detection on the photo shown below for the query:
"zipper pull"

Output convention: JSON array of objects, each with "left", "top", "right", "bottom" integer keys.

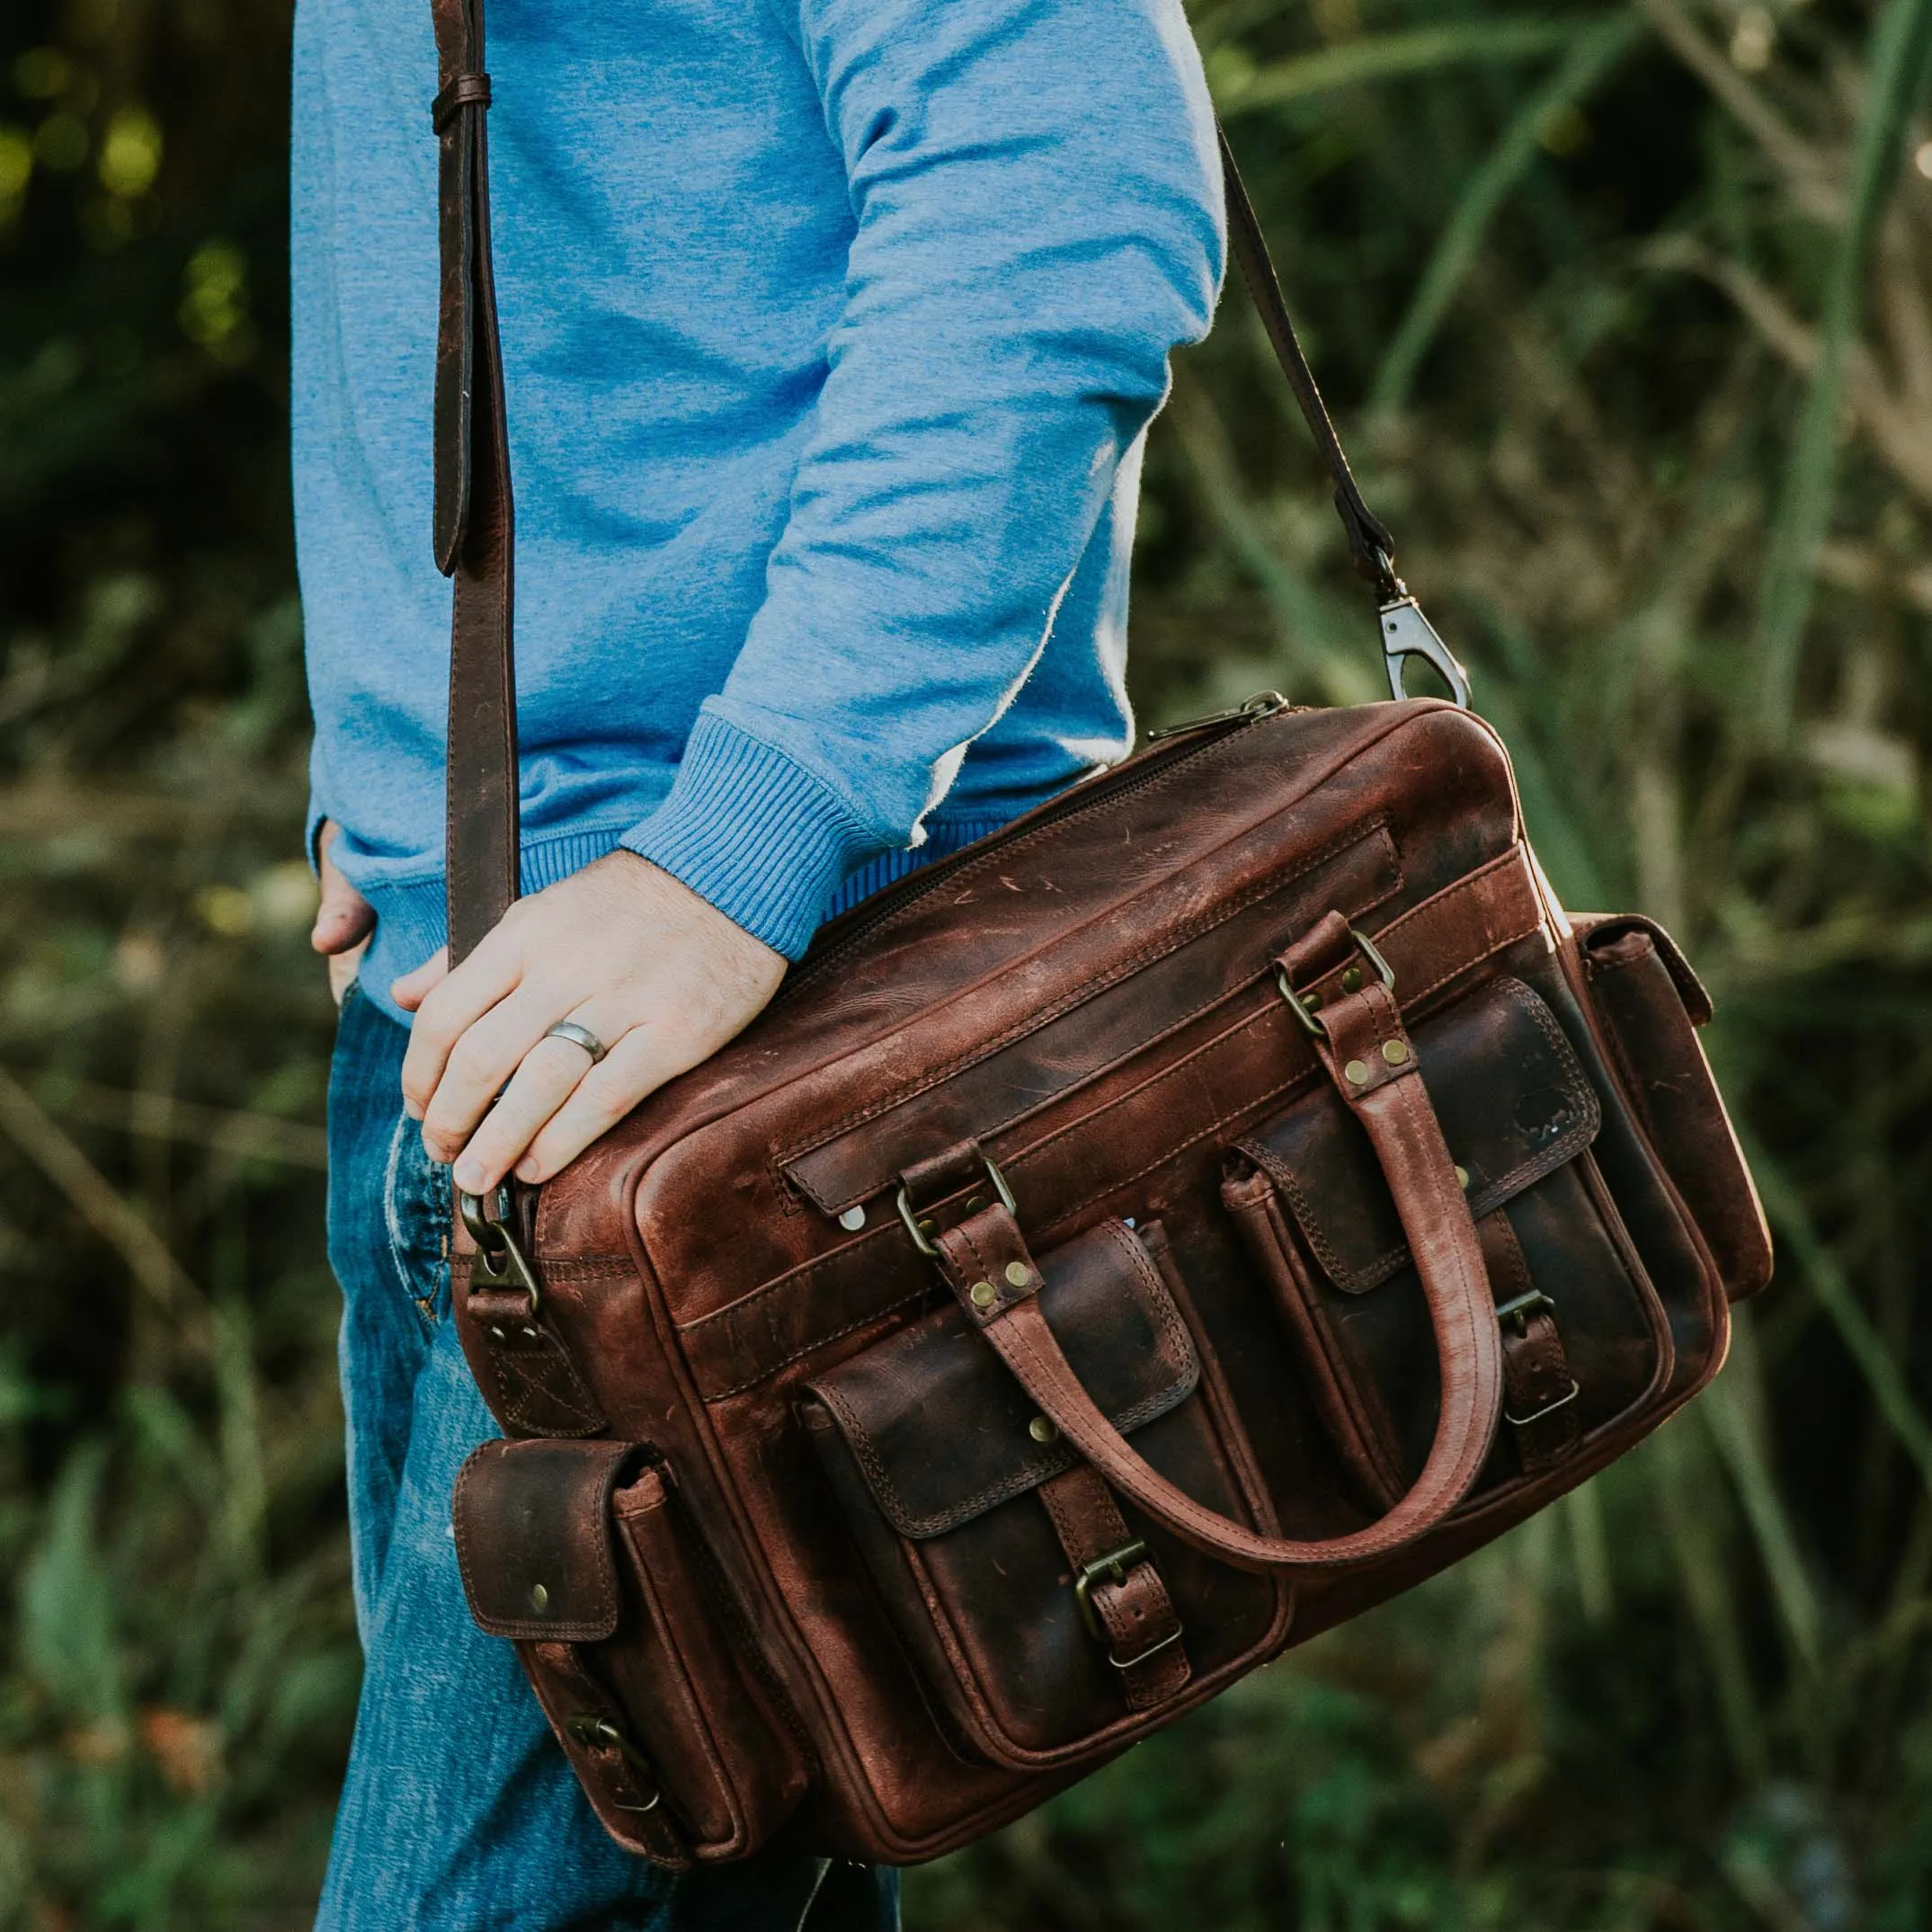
[{"left": 1143, "top": 690, "right": 1290, "bottom": 743}]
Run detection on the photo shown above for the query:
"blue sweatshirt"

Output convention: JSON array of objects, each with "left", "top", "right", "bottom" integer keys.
[{"left": 291, "top": 0, "right": 1224, "bottom": 1019}]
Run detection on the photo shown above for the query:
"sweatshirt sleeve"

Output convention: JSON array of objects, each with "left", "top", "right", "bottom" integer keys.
[{"left": 619, "top": 0, "right": 1224, "bottom": 957}]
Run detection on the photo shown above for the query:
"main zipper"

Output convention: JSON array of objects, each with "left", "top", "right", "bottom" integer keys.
[{"left": 780, "top": 692, "right": 1296, "bottom": 1001}]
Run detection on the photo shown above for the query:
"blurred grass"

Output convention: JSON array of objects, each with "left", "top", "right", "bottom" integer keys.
[{"left": 0, "top": 0, "right": 1929, "bottom": 1927}]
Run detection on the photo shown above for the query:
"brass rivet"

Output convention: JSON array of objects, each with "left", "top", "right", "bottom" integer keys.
[
  {"left": 1344, "top": 1058, "right": 1371, "bottom": 1086},
  {"left": 969, "top": 1281, "right": 998, "bottom": 1310},
  {"left": 1383, "top": 1038, "right": 1411, "bottom": 1066},
  {"left": 1028, "top": 1416, "right": 1058, "bottom": 1444},
  {"left": 1340, "top": 966, "right": 1364, "bottom": 993},
  {"left": 530, "top": 1582, "right": 549, "bottom": 1613},
  {"left": 521, "top": 1325, "right": 539, "bottom": 1339},
  {"left": 1304, "top": 991, "right": 1322, "bottom": 1012},
  {"left": 1455, "top": 1164, "right": 1471, "bottom": 1190},
  {"left": 489, "top": 1325, "right": 506, "bottom": 1340},
  {"left": 1004, "top": 1261, "right": 1031, "bottom": 1288},
  {"left": 838, "top": 1204, "right": 867, "bottom": 1232},
  {"left": 966, "top": 1195, "right": 986, "bottom": 1213},
  {"left": 918, "top": 1217, "right": 937, "bottom": 1236}
]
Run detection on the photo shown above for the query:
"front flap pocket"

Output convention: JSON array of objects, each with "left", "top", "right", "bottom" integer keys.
[
  {"left": 1237, "top": 975, "right": 1600, "bottom": 1293},
  {"left": 1224, "top": 975, "right": 1672, "bottom": 1511},
  {"left": 806, "top": 1217, "right": 1198, "bottom": 1537},
  {"left": 454, "top": 1437, "right": 637, "bottom": 1642},
  {"left": 800, "top": 1219, "right": 1287, "bottom": 1770}
]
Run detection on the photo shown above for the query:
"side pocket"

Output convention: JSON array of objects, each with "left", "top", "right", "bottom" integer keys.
[
  {"left": 605, "top": 1465, "right": 811, "bottom": 1860},
  {"left": 1578, "top": 915, "right": 1772, "bottom": 1302},
  {"left": 452, "top": 1438, "right": 808, "bottom": 1867}
]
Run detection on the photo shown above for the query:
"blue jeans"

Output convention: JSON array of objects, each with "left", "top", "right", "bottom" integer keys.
[{"left": 318, "top": 984, "right": 901, "bottom": 1931}]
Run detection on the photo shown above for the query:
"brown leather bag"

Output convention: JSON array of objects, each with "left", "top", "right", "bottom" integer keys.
[{"left": 425, "top": 0, "right": 1772, "bottom": 1870}]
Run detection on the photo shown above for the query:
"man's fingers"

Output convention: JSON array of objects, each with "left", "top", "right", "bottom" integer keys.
[
  {"left": 450, "top": 1036, "right": 597, "bottom": 1195},
  {"left": 513, "top": 1028, "right": 680, "bottom": 1183},
  {"left": 399, "top": 932, "right": 524, "bottom": 1119},
  {"left": 416, "top": 984, "right": 559, "bottom": 1162}
]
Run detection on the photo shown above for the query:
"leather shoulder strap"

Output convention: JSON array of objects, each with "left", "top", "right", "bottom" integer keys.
[
  {"left": 431, "top": 0, "right": 519, "bottom": 963},
  {"left": 425, "top": 10, "right": 1400, "bottom": 949},
  {"left": 1215, "top": 128, "right": 1400, "bottom": 602}
]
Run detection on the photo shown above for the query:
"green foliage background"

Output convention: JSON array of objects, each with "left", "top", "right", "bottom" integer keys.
[{"left": 1, "top": 0, "right": 1929, "bottom": 1925}]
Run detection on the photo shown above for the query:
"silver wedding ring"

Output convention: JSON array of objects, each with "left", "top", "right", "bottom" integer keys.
[{"left": 544, "top": 1019, "right": 610, "bottom": 1066}]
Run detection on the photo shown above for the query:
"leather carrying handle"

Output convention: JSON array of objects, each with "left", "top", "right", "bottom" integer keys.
[
  {"left": 424, "top": 4, "right": 1403, "bottom": 954},
  {"left": 933, "top": 976, "right": 1503, "bottom": 1572}
]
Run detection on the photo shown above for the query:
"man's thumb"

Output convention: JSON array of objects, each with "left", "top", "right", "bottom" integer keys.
[{"left": 312, "top": 870, "right": 376, "bottom": 956}]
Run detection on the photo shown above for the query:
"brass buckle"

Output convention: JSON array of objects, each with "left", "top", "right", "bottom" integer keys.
[
  {"left": 459, "top": 1184, "right": 542, "bottom": 1316},
  {"left": 1494, "top": 1287, "right": 1556, "bottom": 1336},
  {"left": 895, "top": 1153, "right": 1017, "bottom": 1260},
  {"left": 1277, "top": 924, "right": 1396, "bottom": 1040},
  {"left": 1073, "top": 1537, "right": 1149, "bottom": 1642},
  {"left": 565, "top": 1714, "right": 663, "bottom": 1814}
]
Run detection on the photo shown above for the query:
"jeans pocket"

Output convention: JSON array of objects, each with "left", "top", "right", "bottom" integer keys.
[{"left": 383, "top": 1107, "right": 450, "bottom": 1331}]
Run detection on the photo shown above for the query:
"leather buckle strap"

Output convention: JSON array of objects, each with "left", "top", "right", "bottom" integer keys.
[
  {"left": 1276, "top": 918, "right": 1394, "bottom": 1040},
  {"left": 895, "top": 1143, "right": 1016, "bottom": 1260},
  {"left": 1479, "top": 1212, "right": 1583, "bottom": 1473},
  {"left": 431, "top": 69, "right": 492, "bottom": 132},
  {"left": 1037, "top": 1465, "right": 1190, "bottom": 1712},
  {"left": 530, "top": 1642, "right": 691, "bottom": 1868},
  {"left": 1072, "top": 1537, "right": 1148, "bottom": 1640}
]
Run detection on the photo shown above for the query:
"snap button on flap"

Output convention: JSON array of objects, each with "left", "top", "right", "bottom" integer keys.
[
  {"left": 799, "top": 1218, "right": 1197, "bottom": 1539},
  {"left": 453, "top": 1438, "right": 640, "bottom": 1642},
  {"left": 1235, "top": 976, "right": 1603, "bottom": 1295}
]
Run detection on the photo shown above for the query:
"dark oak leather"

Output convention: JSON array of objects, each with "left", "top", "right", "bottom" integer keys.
[{"left": 424, "top": 1, "right": 1768, "bottom": 1866}]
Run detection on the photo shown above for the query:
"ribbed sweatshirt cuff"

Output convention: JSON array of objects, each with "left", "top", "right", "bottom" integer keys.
[{"left": 619, "top": 711, "right": 878, "bottom": 960}]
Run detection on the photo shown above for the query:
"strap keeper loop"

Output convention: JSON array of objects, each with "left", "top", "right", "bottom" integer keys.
[{"left": 432, "top": 71, "right": 493, "bottom": 134}]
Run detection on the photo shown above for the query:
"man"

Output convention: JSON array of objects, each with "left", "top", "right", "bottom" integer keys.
[{"left": 294, "top": 0, "right": 1223, "bottom": 1920}]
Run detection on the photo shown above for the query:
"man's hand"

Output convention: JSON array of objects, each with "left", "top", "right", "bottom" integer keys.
[
  {"left": 395, "top": 851, "right": 787, "bottom": 1196},
  {"left": 312, "top": 819, "right": 376, "bottom": 1007}
]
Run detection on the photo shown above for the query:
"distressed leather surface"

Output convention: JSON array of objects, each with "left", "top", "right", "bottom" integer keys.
[{"left": 436, "top": 697, "right": 1758, "bottom": 1861}]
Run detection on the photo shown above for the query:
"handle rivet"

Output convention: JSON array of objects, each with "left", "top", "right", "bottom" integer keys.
[
  {"left": 1382, "top": 1039, "right": 1411, "bottom": 1065},
  {"left": 1455, "top": 1164, "right": 1471, "bottom": 1190},
  {"left": 1340, "top": 966, "right": 1363, "bottom": 993},
  {"left": 1028, "top": 1416, "right": 1059, "bottom": 1444},
  {"left": 1344, "top": 1058, "right": 1371, "bottom": 1086},
  {"left": 838, "top": 1204, "right": 867, "bottom": 1232},
  {"left": 530, "top": 1582, "right": 549, "bottom": 1613},
  {"left": 969, "top": 1281, "right": 997, "bottom": 1310},
  {"left": 1004, "top": 1261, "right": 1031, "bottom": 1288}
]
